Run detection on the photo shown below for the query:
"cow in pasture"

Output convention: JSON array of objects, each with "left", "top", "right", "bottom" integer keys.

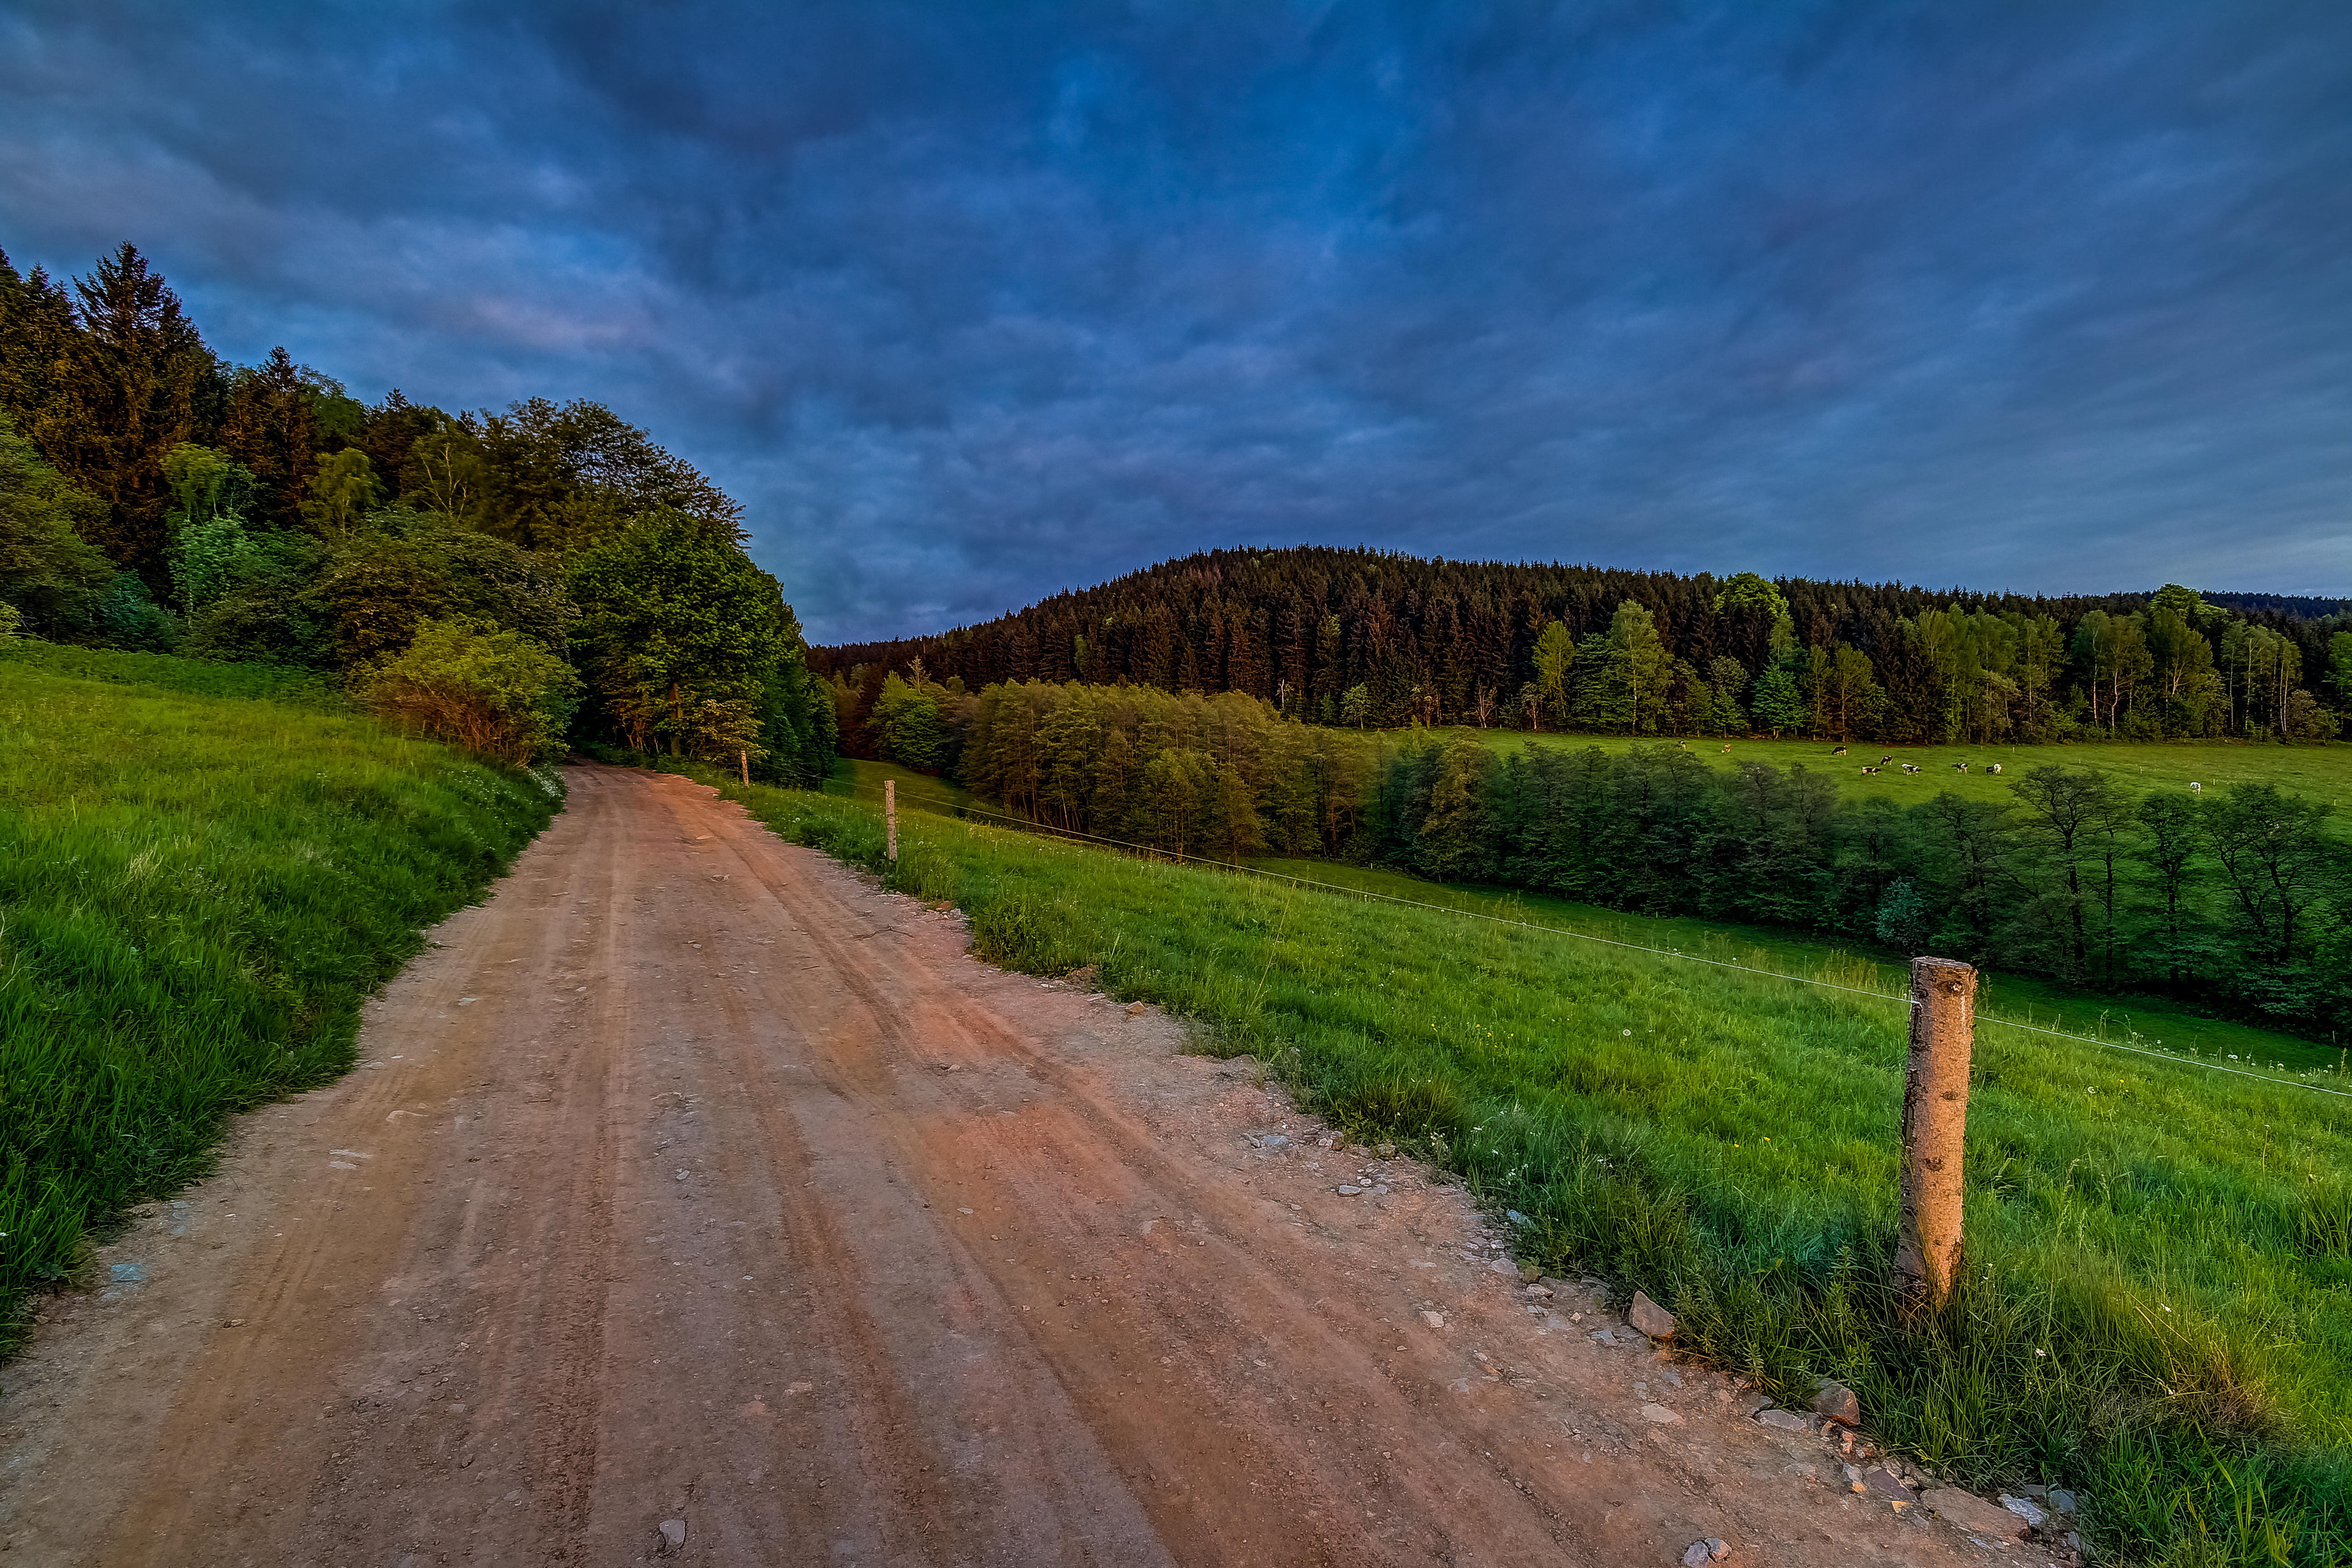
[{"left": 1832, "top": 745, "right": 1848, "bottom": 755}]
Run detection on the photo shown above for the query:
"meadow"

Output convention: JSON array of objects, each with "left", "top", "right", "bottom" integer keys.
[
  {"left": 706, "top": 761, "right": 2349, "bottom": 1566},
  {"left": 1465, "top": 728, "right": 2352, "bottom": 816},
  {"left": 0, "top": 645, "right": 557, "bottom": 1335}
]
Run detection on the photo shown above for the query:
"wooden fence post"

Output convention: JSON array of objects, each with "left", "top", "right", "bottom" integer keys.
[
  {"left": 1895, "top": 956, "right": 1977, "bottom": 1310},
  {"left": 739, "top": 748, "right": 750, "bottom": 786},
  {"left": 884, "top": 778, "right": 898, "bottom": 863}
]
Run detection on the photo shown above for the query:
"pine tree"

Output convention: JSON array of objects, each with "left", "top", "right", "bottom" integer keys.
[{"left": 31, "top": 244, "right": 219, "bottom": 576}]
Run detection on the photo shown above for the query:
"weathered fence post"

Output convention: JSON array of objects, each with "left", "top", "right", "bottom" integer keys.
[
  {"left": 739, "top": 748, "right": 750, "bottom": 786},
  {"left": 1894, "top": 956, "right": 1977, "bottom": 1310},
  {"left": 884, "top": 777, "right": 898, "bottom": 863}
]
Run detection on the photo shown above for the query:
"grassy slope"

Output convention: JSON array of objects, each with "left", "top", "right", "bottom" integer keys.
[
  {"left": 691, "top": 768, "right": 2347, "bottom": 1565},
  {"left": 1451, "top": 728, "right": 2352, "bottom": 812},
  {"left": 1252, "top": 860, "right": 2351, "bottom": 1078},
  {"left": 0, "top": 645, "right": 557, "bottom": 1330}
]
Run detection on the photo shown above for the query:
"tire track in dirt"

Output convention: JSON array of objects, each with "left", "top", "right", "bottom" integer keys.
[{"left": 0, "top": 764, "right": 2006, "bottom": 1567}]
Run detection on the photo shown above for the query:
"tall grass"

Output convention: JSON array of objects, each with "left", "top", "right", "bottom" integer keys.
[
  {"left": 692, "top": 767, "right": 2350, "bottom": 1566},
  {"left": 0, "top": 648, "right": 556, "bottom": 1334}
]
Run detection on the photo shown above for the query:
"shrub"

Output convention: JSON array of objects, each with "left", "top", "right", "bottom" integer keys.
[{"left": 362, "top": 616, "right": 581, "bottom": 764}]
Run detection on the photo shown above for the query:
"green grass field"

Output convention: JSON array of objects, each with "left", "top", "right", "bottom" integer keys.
[
  {"left": 0, "top": 645, "right": 557, "bottom": 1336},
  {"left": 690, "top": 763, "right": 2348, "bottom": 1566},
  {"left": 1453, "top": 727, "right": 2352, "bottom": 812}
]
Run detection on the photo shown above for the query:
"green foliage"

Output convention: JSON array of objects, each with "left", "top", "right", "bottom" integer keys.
[
  {"left": 870, "top": 669, "right": 948, "bottom": 772},
  {"left": 297, "top": 447, "right": 383, "bottom": 538},
  {"left": 697, "top": 768, "right": 2352, "bottom": 1565},
  {"left": 93, "top": 571, "right": 177, "bottom": 651},
  {"left": 306, "top": 523, "right": 569, "bottom": 668},
  {"left": 1366, "top": 735, "right": 2347, "bottom": 1037},
  {"left": 166, "top": 509, "right": 260, "bottom": 618},
  {"left": 20, "top": 245, "right": 216, "bottom": 573},
  {"left": 956, "top": 678, "right": 1370, "bottom": 860},
  {"left": 1529, "top": 619, "right": 1574, "bottom": 726},
  {"left": 361, "top": 616, "right": 582, "bottom": 764},
  {"left": 0, "top": 412, "right": 115, "bottom": 638},
  {"left": 818, "top": 546, "right": 2348, "bottom": 746},
  {"left": 159, "top": 442, "right": 254, "bottom": 534},
  {"left": 1749, "top": 662, "right": 1806, "bottom": 736},
  {"left": 0, "top": 243, "right": 825, "bottom": 782},
  {"left": 567, "top": 510, "right": 791, "bottom": 762},
  {"left": 0, "top": 651, "right": 555, "bottom": 1337}
]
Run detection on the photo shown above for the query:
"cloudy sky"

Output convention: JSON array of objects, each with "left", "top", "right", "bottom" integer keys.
[{"left": 4, "top": 2, "right": 2346, "bottom": 642}]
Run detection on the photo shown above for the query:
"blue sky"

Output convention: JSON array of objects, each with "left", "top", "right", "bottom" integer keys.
[{"left": 4, "top": 2, "right": 2346, "bottom": 642}]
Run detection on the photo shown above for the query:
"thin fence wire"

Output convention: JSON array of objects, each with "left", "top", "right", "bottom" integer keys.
[{"left": 821, "top": 778, "right": 2352, "bottom": 1102}]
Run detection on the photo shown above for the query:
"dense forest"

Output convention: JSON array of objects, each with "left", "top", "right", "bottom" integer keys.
[
  {"left": 0, "top": 241, "right": 833, "bottom": 778},
  {"left": 818, "top": 546, "right": 2352, "bottom": 749},
  {"left": 862, "top": 673, "right": 2347, "bottom": 1037}
]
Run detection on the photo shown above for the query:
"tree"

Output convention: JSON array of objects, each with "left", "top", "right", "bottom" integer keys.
[
  {"left": 1704, "top": 656, "right": 1748, "bottom": 734},
  {"left": 2328, "top": 631, "right": 2352, "bottom": 709},
  {"left": 1582, "top": 600, "right": 1672, "bottom": 734},
  {"left": 466, "top": 397, "right": 745, "bottom": 551},
  {"left": 1529, "top": 619, "right": 1574, "bottom": 728},
  {"left": 307, "top": 526, "right": 568, "bottom": 669},
  {"left": 1749, "top": 663, "right": 1805, "bottom": 737},
  {"left": 2072, "top": 611, "right": 2155, "bottom": 736},
  {"left": 567, "top": 511, "right": 789, "bottom": 759},
  {"left": 1416, "top": 736, "right": 1491, "bottom": 880},
  {"left": 2135, "top": 791, "right": 2204, "bottom": 984},
  {"left": 2202, "top": 784, "right": 2338, "bottom": 971},
  {"left": 2008, "top": 766, "right": 2132, "bottom": 982},
  {"left": 1712, "top": 571, "right": 1794, "bottom": 674},
  {"left": 1916, "top": 791, "right": 2013, "bottom": 959},
  {"left": 2145, "top": 594, "right": 2223, "bottom": 737},
  {"left": 299, "top": 448, "right": 384, "bottom": 539},
  {"left": 871, "top": 670, "right": 949, "bottom": 773},
  {"left": 1810, "top": 644, "right": 1884, "bottom": 741},
  {"left": 29, "top": 244, "right": 217, "bottom": 576},
  {"left": 215, "top": 348, "right": 329, "bottom": 528},
  {"left": 0, "top": 248, "right": 79, "bottom": 436},
  {"left": 0, "top": 414, "right": 115, "bottom": 635}
]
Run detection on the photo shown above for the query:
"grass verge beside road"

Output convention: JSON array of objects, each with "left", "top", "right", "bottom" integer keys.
[
  {"left": 692, "top": 765, "right": 2349, "bottom": 1567},
  {"left": 0, "top": 647, "right": 557, "bottom": 1339}
]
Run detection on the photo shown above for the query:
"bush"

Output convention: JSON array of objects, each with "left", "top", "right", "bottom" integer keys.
[{"left": 361, "top": 616, "right": 581, "bottom": 764}]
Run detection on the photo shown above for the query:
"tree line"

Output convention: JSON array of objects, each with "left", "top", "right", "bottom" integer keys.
[
  {"left": 817, "top": 546, "right": 2352, "bottom": 747},
  {"left": 0, "top": 241, "right": 832, "bottom": 777},
  {"left": 860, "top": 668, "right": 2346, "bottom": 1038}
]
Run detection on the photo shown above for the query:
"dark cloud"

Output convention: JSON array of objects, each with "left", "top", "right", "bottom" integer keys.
[{"left": 5, "top": 0, "right": 2345, "bottom": 640}]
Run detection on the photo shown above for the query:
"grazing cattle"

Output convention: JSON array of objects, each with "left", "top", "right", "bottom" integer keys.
[
  {"left": 1880, "top": 755, "right": 1894, "bottom": 764},
  {"left": 1832, "top": 745, "right": 1849, "bottom": 755},
  {"left": 2190, "top": 781, "right": 2203, "bottom": 793},
  {"left": 1861, "top": 766, "right": 1881, "bottom": 775},
  {"left": 1722, "top": 743, "right": 1732, "bottom": 753},
  {"left": 1902, "top": 763, "right": 1922, "bottom": 774},
  {"left": 1953, "top": 762, "right": 1970, "bottom": 773},
  {"left": 1987, "top": 762, "right": 2002, "bottom": 775}
]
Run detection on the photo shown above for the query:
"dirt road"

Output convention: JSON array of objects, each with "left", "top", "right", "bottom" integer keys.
[{"left": 1, "top": 764, "right": 2012, "bottom": 1566}]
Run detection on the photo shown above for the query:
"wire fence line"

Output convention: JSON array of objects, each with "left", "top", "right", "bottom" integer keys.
[{"left": 816, "top": 777, "right": 2352, "bottom": 1103}]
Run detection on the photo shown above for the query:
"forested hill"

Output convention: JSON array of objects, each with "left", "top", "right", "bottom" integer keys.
[
  {"left": 0, "top": 241, "right": 834, "bottom": 779},
  {"left": 815, "top": 545, "right": 2351, "bottom": 747}
]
